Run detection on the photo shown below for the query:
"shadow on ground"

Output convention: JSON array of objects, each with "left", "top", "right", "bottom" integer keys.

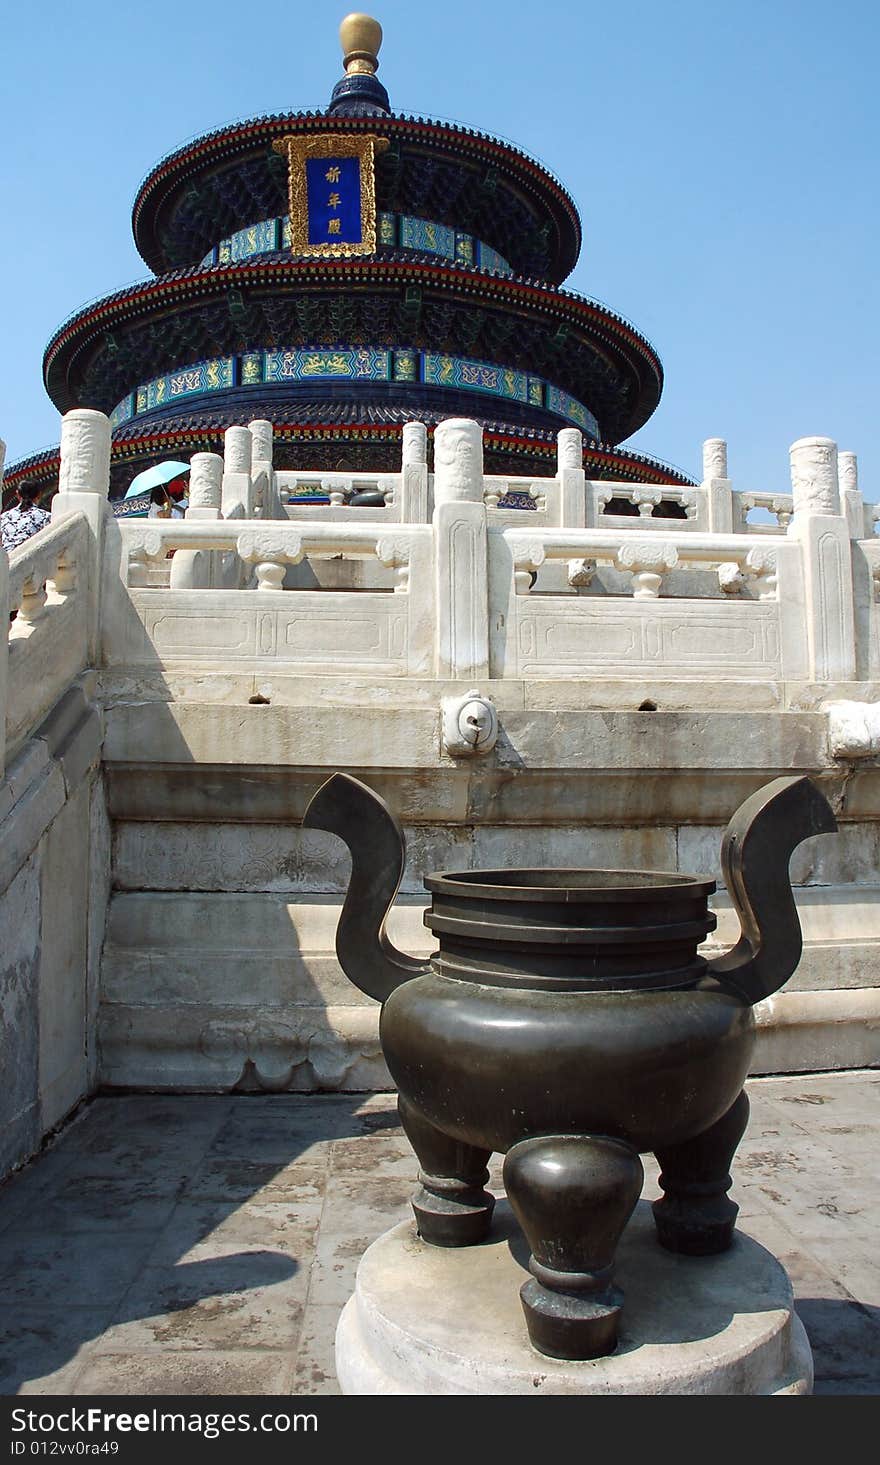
[
  {"left": 0, "top": 1073, "right": 877, "bottom": 1396},
  {"left": 0, "top": 1093, "right": 407, "bottom": 1396}
]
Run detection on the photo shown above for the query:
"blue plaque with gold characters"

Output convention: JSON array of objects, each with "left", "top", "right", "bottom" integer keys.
[
  {"left": 306, "top": 156, "right": 362, "bottom": 245},
  {"left": 272, "top": 133, "right": 387, "bottom": 258}
]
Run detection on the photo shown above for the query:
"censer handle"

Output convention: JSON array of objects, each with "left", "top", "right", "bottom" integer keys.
[
  {"left": 302, "top": 772, "right": 431, "bottom": 1003},
  {"left": 706, "top": 775, "right": 837, "bottom": 1006}
]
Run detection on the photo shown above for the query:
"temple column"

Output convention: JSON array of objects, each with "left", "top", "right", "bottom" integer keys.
[{"left": 556, "top": 429, "right": 585, "bottom": 528}]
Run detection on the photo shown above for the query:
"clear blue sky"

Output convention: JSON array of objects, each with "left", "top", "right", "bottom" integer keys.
[{"left": 1, "top": 0, "right": 877, "bottom": 496}]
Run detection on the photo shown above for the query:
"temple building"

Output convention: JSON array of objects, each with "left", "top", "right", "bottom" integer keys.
[{"left": 4, "top": 14, "right": 692, "bottom": 503}]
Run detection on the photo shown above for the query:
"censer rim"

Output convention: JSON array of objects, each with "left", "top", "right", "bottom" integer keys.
[{"left": 423, "top": 867, "right": 717, "bottom": 901}]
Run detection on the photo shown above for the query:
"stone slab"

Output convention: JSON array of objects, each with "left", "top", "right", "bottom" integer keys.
[
  {"left": 0, "top": 856, "right": 42, "bottom": 1175},
  {"left": 752, "top": 989, "right": 880, "bottom": 1073},
  {"left": 5, "top": 595, "right": 88, "bottom": 762},
  {"left": 0, "top": 760, "right": 64, "bottom": 898},
  {"left": 335, "top": 1200, "right": 813, "bottom": 1395},
  {"left": 103, "top": 764, "right": 839, "bottom": 827},
  {"left": 102, "top": 702, "right": 441, "bottom": 769},
  {"left": 39, "top": 779, "right": 90, "bottom": 1132},
  {"left": 110, "top": 822, "right": 681, "bottom": 894}
]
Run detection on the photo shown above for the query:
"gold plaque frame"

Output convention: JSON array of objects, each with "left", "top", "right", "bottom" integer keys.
[{"left": 272, "top": 133, "right": 388, "bottom": 259}]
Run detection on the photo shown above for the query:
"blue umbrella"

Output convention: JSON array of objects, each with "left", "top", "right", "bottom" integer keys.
[{"left": 124, "top": 460, "right": 190, "bottom": 498}]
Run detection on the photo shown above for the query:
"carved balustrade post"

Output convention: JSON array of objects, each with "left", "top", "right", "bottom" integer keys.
[
  {"left": 737, "top": 492, "right": 755, "bottom": 531},
  {"left": 837, "top": 450, "right": 866, "bottom": 540},
  {"left": 169, "top": 452, "right": 225, "bottom": 589},
  {"left": 432, "top": 418, "right": 489, "bottom": 679},
  {"left": 703, "top": 437, "right": 734, "bottom": 534},
  {"left": 249, "top": 419, "right": 282, "bottom": 518},
  {"left": 551, "top": 428, "right": 584, "bottom": 528},
  {"left": 222, "top": 426, "right": 254, "bottom": 519},
  {"left": 52, "top": 408, "right": 111, "bottom": 659},
  {"left": 400, "top": 420, "right": 428, "bottom": 522},
  {"left": 789, "top": 436, "right": 855, "bottom": 680},
  {"left": 186, "top": 454, "right": 223, "bottom": 519}
]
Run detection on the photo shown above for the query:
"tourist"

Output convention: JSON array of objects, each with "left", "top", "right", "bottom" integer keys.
[
  {"left": 148, "top": 485, "right": 187, "bottom": 518},
  {"left": 0, "top": 482, "right": 51, "bottom": 552}
]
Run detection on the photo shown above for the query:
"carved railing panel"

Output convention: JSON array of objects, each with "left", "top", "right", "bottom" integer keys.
[
  {"left": 735, "top": 491, "right": 794, "bottom": 533},
  {"left": 111, "top": 520, "right": 433, "bottom": 676},
  {"left": 492, "top": 525, "right": 792, "bottom": 680},
  {"left": 5, "top": 513, "right": 90, "bottom": 756}
]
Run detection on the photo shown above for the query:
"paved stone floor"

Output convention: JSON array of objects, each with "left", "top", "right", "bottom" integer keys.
[{"left": 0, "top": 1070, "right": 876, "bottom": 1397}]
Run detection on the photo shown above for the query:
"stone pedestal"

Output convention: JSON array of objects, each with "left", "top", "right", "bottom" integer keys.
[{"left": 335, "top": 1200, "right": 812, "bottom": 1396}]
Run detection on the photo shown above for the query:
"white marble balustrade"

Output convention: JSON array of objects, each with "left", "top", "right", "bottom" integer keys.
[{"left": 3, "top": 513, "right": 91, "bottom": 763}]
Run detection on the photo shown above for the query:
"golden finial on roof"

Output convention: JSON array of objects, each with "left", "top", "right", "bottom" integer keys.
[{"left": 339, "top": 13, "right": 383, "bottom": 76}]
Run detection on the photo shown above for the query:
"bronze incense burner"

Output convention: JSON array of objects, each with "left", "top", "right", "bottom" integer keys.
[{"left": 303, "top": 773, "right": 835, "bottom": 1361}]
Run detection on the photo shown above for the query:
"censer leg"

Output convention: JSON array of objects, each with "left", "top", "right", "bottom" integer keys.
[
  {"left": 398, "top": 1095, "right": 495, "bottom": 1247},
  {"left": 503, "top": 1134, "right": 643, "bottom": 1361},
  {"left": 652, "top": 1089, "right": 750, "bottom": 1255}
]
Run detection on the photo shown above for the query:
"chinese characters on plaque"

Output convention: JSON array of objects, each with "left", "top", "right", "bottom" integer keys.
[
  {"left": 305, "top": 156, "right": 362, "bottom": 244},
  {"left": 272, "top": 134, "right": 387, "bottom": 258}
]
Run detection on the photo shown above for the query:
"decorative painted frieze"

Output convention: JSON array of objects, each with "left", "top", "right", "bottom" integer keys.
[
  {"left": 264, "top": 348, "right": 392, "bottom": 382},
  {"left": 477, "top": 240, "right": 513, "bottom": 274},
  {"left": 200, "top": 211, "right": 512, "bottom": 274},
  {"left": 113, "top": 348, "right": 599, "bottom": 437},
  {"left": 424, "top": 353, "right": 532, "bottom": 406},
  {"left": 109, "top": 394, "right": 135, "bottom": 431},
  {"left": 545, "top": 385, "right": 599, "bottom": 438},
  {"left": 400, "top": 216, "right": 455, "bottom": 258}
]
